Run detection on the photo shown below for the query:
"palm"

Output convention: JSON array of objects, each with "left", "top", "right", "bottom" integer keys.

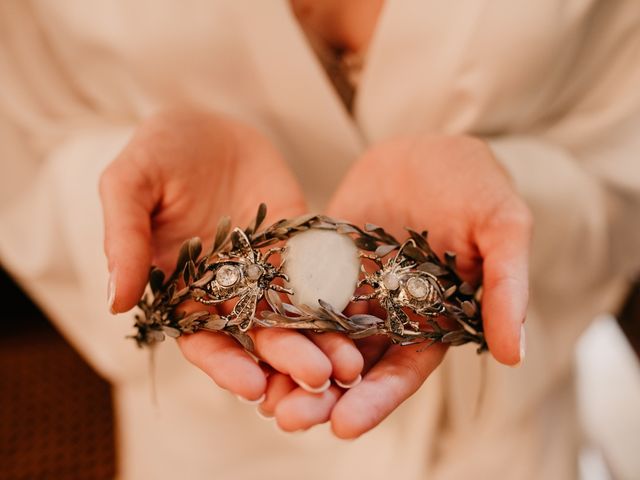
[
  {"left": 100, "top": 109, "right": 364, "bottom": 405},
  {"left": 272, "top": 134, "right": 531, "bottom": 438}
]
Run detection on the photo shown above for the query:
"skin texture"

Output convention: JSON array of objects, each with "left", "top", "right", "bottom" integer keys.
[
  {"left": 100, "top": 111, "right": 531, "bottom": 436},
  {"left": 269, "top": 134, "right": 532, "bottom": 438},
  {"left": 99, "top": 109, "right": 364, "bottom": 402}
]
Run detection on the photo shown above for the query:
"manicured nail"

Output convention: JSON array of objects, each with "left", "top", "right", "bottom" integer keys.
[
  {"left": 256, "top": 408, "right": 273, "bottom": 420},
  {"left": 236, "top": 393, "right": 266, "bottom": 405},
  {"left": 291, "top": 376, "right": 331, "bottom": 394},
  {"left": 335, "top": 374, "right": 362, "bottom": 389},
  {"left": 107, "top": 270, "right": 117, "bottom": 314},
  {"left": 513, "top": 324, "right": 526, "bottom": 367},
  {"left": 519, "top": 324, "right": 526, "bottom": 364}
]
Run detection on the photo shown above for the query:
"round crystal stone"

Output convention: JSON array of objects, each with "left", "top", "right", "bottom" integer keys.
[
  {"left": 406, "top": 276, "right": 429, "bottom": 299},
  {"left": 216, "top": 265, "right": 240, "bottom": 287},
  {"left": 246, "top": 263, "right": 264, "bottom": 281},
  {"left": 382, "top": 272, "right": 400, "bottom": 291}
]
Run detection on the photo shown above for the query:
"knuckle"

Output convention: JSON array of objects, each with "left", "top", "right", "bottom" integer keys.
[
  {"left": 392, "top": 355, "right": 424, "bottom": 384},
  {"left": 511, "top": 203, "right": 534, "bottom": 231},
  {"left": 484, "top": 198, "right": 533, "bottom": 234}
]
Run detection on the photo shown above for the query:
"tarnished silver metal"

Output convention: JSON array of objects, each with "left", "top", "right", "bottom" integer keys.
[
  {"left": 132, "top": 204, "right": 486, "bottom": 353},
  {"left": 353, "top": 240, "right": 446, "bottom": 335},
  {"left": 190, "top": 228, "right": 291, "bottom": 332}
]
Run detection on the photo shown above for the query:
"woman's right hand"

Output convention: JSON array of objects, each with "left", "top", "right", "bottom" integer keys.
[{"left": 99, "top": 109, "right": 363, "bottom": 403}]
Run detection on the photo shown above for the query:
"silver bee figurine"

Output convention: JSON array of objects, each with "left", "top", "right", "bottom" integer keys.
[
  {"left": 190, "top": 227, "right": 292, "bottom": 332},
  {"left": 353, "top": 239, "right": 445, "bottom": 335}
]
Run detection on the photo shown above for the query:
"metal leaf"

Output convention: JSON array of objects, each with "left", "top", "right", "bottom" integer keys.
[
  {"left": 192, "top": 270, "right": 214, "bottom": 288},
  {"left": 444, "top": 285, "right": 457, "bottom": 298},
  {"left": 355, "top": 236, "right": 378, "bottom": 251},
  {"left": 348, "top": 326, "right": 381, "bottom": 339},
  {"left": 204, "top": 316, "right": 227, "bottom": 330},
  {"left": 212, "top": 216, "right": 231, "bottom": 253},
  {"left": 405, "top": 228, "right": 429, "bottom": 253},
  {"left": 348, "top": 314, "right": 383, "bottom": 327},
  {"left": 444, "top": 251, "right": 457, "bottom": 273},
  {"left": 188, "top": 237, "right": 202, "bottom": 261},
  {"left": 375, "top": 244, "right": 397, "bottom": 257},
  {"left": 175, "top": 239, "right": 192, "bottom": 274},
  {"left": 336, "top": 224, "right": 359, "bottom": 235},
  {"left": 401, "top": 244, "right": 427, "bottom": 263},
  {"left": 459, "top": 282, "right": 475, "bottom": 296},
  {"left": 265, "top": 289, "right": 285, "bottom": 314},
  {"left": 253, "top": 203, "right": 267, "bottom": 232},
  {"left": 286, "top": 213, "right": 317, "bottom": 228},
  {"left": 365, "top": 223, "right": 399, "bottom": 244},
  {"left": 441, "top": 330, "right": 469, "bottom": 346},
  {"left": 461, "top": 300, "right": 477, "bottom": 317},
  {"left": 149, "top": 267, "right": 165, "bottom": 294},
  {"left": 229, "top": 331, "right": 254, "bottom": 351},
  {"left": 148, "top": 330, "right": 165, "bottom": 342},
  {"left": 282, "top": 303, "right": 303, "bottom": 316},
  {"left": 417, "top": 262, "right": 447, "bottom": 276},
  {"left": 162, "top": 326, "right": 181, "bottom": 338},
  {"left": 182, "top": 263, "right": 191, "bottom": 284}
]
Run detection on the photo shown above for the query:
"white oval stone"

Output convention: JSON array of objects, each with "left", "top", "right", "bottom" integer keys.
[{"left": 284, "top": 229, "right": 360, "bottom": 312}]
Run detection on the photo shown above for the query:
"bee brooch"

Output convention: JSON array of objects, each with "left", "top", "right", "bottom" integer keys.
[{"left": 189, "top": 228, "right": 291, "bottom": 332}]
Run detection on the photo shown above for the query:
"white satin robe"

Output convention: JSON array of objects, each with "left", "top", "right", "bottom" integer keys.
[{"left": 1, "top": 1, "right": 639, "bottom": 479}]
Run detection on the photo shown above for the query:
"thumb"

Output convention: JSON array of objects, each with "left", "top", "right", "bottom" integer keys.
[{"left": 99, "top": 157, "right": 158, "bottom": 313}]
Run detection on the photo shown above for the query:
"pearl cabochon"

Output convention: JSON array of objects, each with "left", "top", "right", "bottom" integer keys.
[{"left": 283, "top": 229, "right": 360, "bottom": 312}]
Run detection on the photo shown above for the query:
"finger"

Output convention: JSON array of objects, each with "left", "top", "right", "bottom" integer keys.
[
  {"left": 330, "top": 343, "right": 447, "bottom": 439},
  {"left": 476, "top": 204, "right": 532, "bottom": 365},
  {"left": 251, "top": 328, "right": 333, "bottom": 392},
  {"left": 306, "top": 332, "right": 364, "bottom": 387},
  {"left": 275, "top": 385, "right": 342, "bottom": 432},
  {"left": 258, "top": 372, "right": 297, "bottom": 418},
  {"left": 177, "top": 330, "right": 267, "bottom": 401},
  {"left": 99, "top": 155, "right": 158, "bottom": 313},
  {"left": 355, "top": 335, "right": 391, "bottom": 372}
]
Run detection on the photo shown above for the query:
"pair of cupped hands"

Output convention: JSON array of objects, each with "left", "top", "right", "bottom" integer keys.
[{"left": 100, "top": 109, "right": 532, "bottom": 438}]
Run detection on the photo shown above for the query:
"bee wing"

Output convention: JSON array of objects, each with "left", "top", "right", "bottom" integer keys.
[
  {"left": 388, "top": 306, "right": 408, "bottom": 336},
  {"left": 381, "top": 297, "right": 408, "bottom": 335},
  {"left": 230, "top": 227, "right": 256, "bottom": 261},
  {"left": 231, "top": 289, "right": 259, "bottom": 332}
]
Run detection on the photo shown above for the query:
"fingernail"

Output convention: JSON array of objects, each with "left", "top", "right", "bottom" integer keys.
[
  {"left": 291, "top": 376, "right": 331, "bottom": 394},
  {"left": 335, "top": 374, "right": 362, "bottom": 389},
  {"left": 107, "top": 270, "right": 117, "bottom": 314},
  {"left": 236, "top": 393, "right": 266, "bottom": 405},
  {"left": 256, "top": 408, "right": 273, "bottom": 420},
  {"left": 514, "top": 324, "right": 526, "bottom": 367}
]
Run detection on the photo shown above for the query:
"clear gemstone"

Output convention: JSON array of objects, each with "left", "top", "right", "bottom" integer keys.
[
  {"left": 216, "top": 265, "right": 240, "bottom": 287},
  {"left": 246, "top": 263, "right": 264, "bottom": 281},
  {"left": 406, "top": 276, "right": 429, "bottom": 299},
  {"left": 382, "top": 272, "right": 400, "bottom": 291}
]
